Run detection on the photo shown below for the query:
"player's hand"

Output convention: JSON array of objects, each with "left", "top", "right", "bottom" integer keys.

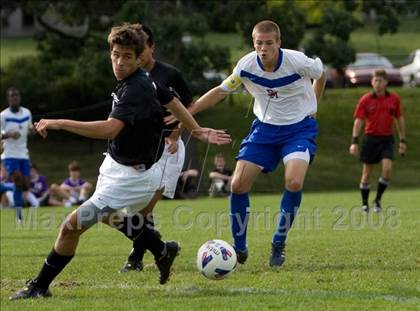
[
  {"left": 399, "top": 142, "right": 407, "bottom": 156},
  {"left": 349, "top": 144, "right": 359, "bottom": 157},
  {"left": 7, "top": 131, "right": 21, "bottom": 140},
  {"left": 164, "top": 114, "right": 178, "bottom": 125},
  {"left": 193, "top": 128, "right": 231, "bottom": 145},
  {"left": 35, "top": 119, "right": 61, "bottom": 139},
  {"left": 165, "top": 137, "right": 178, "bottom": 154}
]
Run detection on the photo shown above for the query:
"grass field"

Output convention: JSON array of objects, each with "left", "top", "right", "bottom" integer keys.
[{"left": 1, "top": 190, "right": 419, "bottom": 310}]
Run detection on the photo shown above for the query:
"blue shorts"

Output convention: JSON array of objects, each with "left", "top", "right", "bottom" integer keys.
[
  {"left": 236, "top": 116, "right": 318, "bottom": 173},
  {"left": 2, "top": 158, "right": 31, "bottom": 177}
]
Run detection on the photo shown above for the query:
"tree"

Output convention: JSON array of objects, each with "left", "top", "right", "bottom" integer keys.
[{"left": 1, "top": 0, "right": 229, "bottom": 116}]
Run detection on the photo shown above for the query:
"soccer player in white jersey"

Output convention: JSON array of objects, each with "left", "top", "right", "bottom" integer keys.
[
  {"left": 167, "top": 20, "right": 326, "bottom": 267},
  {"left": 1, "top": 87, "right": 34, "bottom": 221}
]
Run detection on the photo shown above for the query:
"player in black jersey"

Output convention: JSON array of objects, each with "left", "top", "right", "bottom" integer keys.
[
  {"left": 10, "top": 23, "right": 231, "bottom": 300},
  {"left": 119, "top": 24, "right": 198, "bottom": 273}
]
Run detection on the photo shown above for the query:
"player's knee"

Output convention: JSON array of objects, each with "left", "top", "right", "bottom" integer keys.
[
  {"left": 285, "top": 178, "right": 303, "bottom": 192},
  {"left": 230, "top": 179, "right": 250, "bottom": 194},
  {"left": 49, "top": 184, "right": 60, "bottom": 194},
  {"left": 60, "top": 219, "right": 82, "bottom": 239}
]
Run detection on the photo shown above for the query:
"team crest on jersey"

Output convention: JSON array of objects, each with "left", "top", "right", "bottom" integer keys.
[{"left": 267, "top": 89, "right": 278, "bottom": 98}]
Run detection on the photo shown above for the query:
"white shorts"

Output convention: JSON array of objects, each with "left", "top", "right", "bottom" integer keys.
[
  {"left": 158, "top": 139, "right": 185, "bottom": 199},
  {"left": 89, "top": 154, "right": 164, "bottom": 215},
  {"left": 89, "top": 139, "right": 185, "bottom": 215}
]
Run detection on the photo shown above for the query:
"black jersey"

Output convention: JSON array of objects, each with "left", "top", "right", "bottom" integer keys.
[
  {"left": 150, "top": 61, "right": 192, "bottom": 133},
  {"left": 150, "top": 60, "right": 192, "bottom": 107},
  {"left": 108, "top": 68, "right": 173, "bottom": 168}
]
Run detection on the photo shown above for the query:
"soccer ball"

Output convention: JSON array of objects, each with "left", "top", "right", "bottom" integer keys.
[{"left": 196, "top": 239, "right": 237, "bottom": 280}]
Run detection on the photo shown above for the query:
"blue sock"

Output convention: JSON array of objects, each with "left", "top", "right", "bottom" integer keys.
[
  {"left": 273, "top": 190, "right": 302, "bottom": 244},
  {"left": 13, "top": 187, "right": 23, "bottom": 220},
  {"left": 230, "top": 193, "right": 250, "bottom": 251}
]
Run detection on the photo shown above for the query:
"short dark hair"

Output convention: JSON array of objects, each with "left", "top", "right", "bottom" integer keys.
[
  {"left": 68, "top": 161, "right": 81, "bottom": 172},
  {"left": 373, "top": 69, "right": 388, "bottom": 81},
  {"left": 141, "top": 24, "right": 155, "bottom": 46},
  {"left": 107, "top": 23, "right": 146, "bottom": 57}
]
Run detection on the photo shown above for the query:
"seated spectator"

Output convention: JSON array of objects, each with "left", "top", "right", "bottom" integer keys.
[
  {"left": 1, "top": 163, "right": 14, "bottom": 208},
  {"left": 208, "top": 153, "right": 232, "bottom": 197},
  {"left": 175, "top": 168, "right": 200, "bottom": 199},
  {"left": 48, "top": 161, "right": 92, "bottom": 207},
  {"left": 25, "top": 164, "right": 49, "bottom": 207},
  {"left": 174, "top": 132, "right": 200, "bottom": 199}
]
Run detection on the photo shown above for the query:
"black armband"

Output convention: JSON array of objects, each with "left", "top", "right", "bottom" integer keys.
[
  {"left": 351, "top": 136, "right": 359, "bottom": 144},
  {"left": 400, "top": 139, "right": 406, "bottom": 144}
]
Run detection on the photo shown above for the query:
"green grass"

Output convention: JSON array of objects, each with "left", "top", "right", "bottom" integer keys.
[
  {"left": 0, "top": 37, "right": 37, "bottom": 68},
  {"left": 1, "top": 190, "right": 419, "bottom": 309}
]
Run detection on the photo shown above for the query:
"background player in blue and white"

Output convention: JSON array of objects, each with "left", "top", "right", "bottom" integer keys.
[
  {"left": 1, "top": 87, "right": 35, "bottom": 221},
  {"left": 169, "top": 20, "right": 326, "bottom": 267}
]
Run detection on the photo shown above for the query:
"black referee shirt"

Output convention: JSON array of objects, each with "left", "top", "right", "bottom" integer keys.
[{"left": 108, "top": 68, "right": 173, "bottom": 168}]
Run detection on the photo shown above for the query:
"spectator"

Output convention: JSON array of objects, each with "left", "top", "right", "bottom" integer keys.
[
  {"left": 1, "top": 163, "right": 14, "bottom": 208},
  {"left": 26, "top": 164, "right": 49, "bottom": 207},
  {"left": 209, "top": 153, "right": 232, "bottom": 197},
  {"left": 48, "top": 161, "right": 92, "bottom": 207}
]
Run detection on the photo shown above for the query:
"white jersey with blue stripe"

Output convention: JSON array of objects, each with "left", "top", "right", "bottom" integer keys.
[
  {"left": 221, "top": 49, "right": 323, "bottom": 126},
  {"left": 0, "top": 107, "right": 33, "bottom": 159}
]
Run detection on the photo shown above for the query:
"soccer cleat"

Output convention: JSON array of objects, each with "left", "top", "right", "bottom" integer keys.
[
  {"left": 269, "top": 242, "right": 286, "bottom": 267},
  {"left": 156, "top": 241, "right": 180, "bottom": 285},
  {"left": 373, "top": 201, "right": 382, "bottom": 213},
  {"left": 361, "top": 205, "right": 369, "bottom": 213},
  {"left": 9, "top": 279, "right": 52, "bottom": 301},
  {"left": 234, "top": 248, "right": 248, "bottom": 264},
  {"left": 119, "top": 260, "right": 144, "bottom": 273}
]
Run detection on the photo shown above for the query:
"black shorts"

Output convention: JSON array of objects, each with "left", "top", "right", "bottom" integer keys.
[{"left": 360, "top": 135, "right": 394, "bottom": 164}]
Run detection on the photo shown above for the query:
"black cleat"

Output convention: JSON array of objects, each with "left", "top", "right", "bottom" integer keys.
[
  {"left": 373, "top": 201, "right": 382, "bottom": 213},
  {"left": 361, "top": 205, "right": 369, "bottom": 213},
  {"left": 269, "top": 242, "right": 286, "bottom": 267},
  {"left": 119, "top": 260, "right": 144, "bottom": 273},
  {"left": 234, "top": 248, "right": 248, "bottom": 264},
  {"left": 9, "top": 279, "right": 52, "bottom": 301},
  {"left": 156, "top": 241, "right": 180, "bottom": 285}
]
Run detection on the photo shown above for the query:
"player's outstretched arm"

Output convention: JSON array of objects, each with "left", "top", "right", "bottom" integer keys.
[
  {"left": 35, "top": 118, "right": 124, "bottom": 140},
  {"left": 164, "top": 86, "right": 228, "bottom": 125},
  {"left": 189, "top": 86, "right": 229, "bottom": 115},
  {"left": 165, "top": 97, "right": 231, "bottom": 146}
]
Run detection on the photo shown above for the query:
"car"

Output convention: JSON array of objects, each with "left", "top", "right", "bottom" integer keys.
[
  {"left": 344, "top": 53, "right": 403, "bottom": 87},
  {"left": 399, "top": 49, "right": 420, "bottom": 87}
]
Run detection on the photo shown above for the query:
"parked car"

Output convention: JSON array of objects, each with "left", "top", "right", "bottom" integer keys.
[
  {"left": 344, "top": 53, "right": 403, "bottom": 87},
  {"left": 399, "top": 49, "right": 420, "bottom": 87}
]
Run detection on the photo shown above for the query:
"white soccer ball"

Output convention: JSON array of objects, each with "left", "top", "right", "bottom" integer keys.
[{"left": 196, "top": 239, "right": 237, "bottom": 280}]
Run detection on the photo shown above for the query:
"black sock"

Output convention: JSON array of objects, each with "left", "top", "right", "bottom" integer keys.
[
  {"left": 360, "top": 183, "right": 370, "bottom": 206},
  {"left": 375, "top": 177, "right": 390, "bottom": 203},
  {"left": 35, "top": 249, "right": 74, "bottom": 289},
  {"left": 117, "top": 214, "right": 145, "bottom": 240},
  {"left": 129, "top": 217, "right": 158, "bottom": 262},
  {"left": 136, "top": 227, "right": 166, "bottom": 261}
]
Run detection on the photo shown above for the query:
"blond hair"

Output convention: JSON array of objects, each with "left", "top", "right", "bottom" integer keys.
[{"left": 252, "top": 20, "right": 281, "bottom": 42}]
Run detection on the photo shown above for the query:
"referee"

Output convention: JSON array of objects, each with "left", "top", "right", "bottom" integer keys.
[{"left": 349, "top": 69, "right": 407, "bottom": 213}]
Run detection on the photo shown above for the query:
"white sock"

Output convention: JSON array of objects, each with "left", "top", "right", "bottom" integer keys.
[{"left": 26, "top": 192, "right": 40, "bottom": 208}]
